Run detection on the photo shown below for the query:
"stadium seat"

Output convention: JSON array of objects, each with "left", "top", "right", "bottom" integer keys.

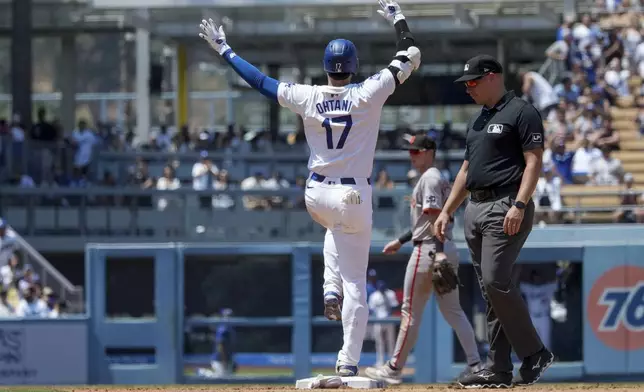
[
  {"left": 610, "top": 107, "right": 638, "bottom": 118},
  {"left": 623, "top": 162, "right": 644, "bottom": 174},
  {"left": 613, "top": 120, "right": 637, "bottom": 132},
  {"left": 622, "top": 140, "right": 644, "bottom": 151},
  {"left": 613, "top": 151, "right": 642, "bottom": 162},
  {"left": 616, "top": 95, "right": 635, "bottom": 108},
  {"left": 560, "top": 185, "right": 622, "bottom": 208},
  {"left": 573, "top": 211, "right": 615, "bottom": 224}
]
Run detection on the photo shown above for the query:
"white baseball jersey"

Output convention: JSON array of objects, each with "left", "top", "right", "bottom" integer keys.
[{"left": 277, "top": 70, "right": 396, "bottom": 178}]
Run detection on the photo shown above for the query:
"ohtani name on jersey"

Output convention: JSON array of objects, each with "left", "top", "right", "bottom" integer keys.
[{"left": 316, "top": 100, "right": 353, "bottom": 115}]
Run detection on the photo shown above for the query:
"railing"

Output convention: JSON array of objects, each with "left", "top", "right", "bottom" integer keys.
[
  {"left": 95, "top": 149, "right": 468, "bottom": 185},
  {"left": 0, "top": 135, "right": 75, "bottom": 185},
  {"left": 0, "top": 187, "right": 418, "bottom": 241},
  {"left": 0, "top": 186, "right": 639, "bottom": 240},
  {"left": 8, "top": 226, "right": 85, "bottom": 314}
]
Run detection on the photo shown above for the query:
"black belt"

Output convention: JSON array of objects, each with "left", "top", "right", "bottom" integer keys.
[
  {"left": 310, "top": 172, "right": 371, "bottom": 185},
  {"left": 469, "top": 184, "right": 519, "bottom": 203}
]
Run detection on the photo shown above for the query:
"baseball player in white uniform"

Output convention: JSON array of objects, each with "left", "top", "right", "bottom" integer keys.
[
  {"left": 368, "top": 280, "right": 399, "bottom": 367},
  {"left": 199, "top": 0, "right": 421, "bottom": 376},
  {"left": 520, "top": 270, "right": 557, "bottom": 350},
  {"left": 365, "top": 134, "right": 483, "bottom": 385}
]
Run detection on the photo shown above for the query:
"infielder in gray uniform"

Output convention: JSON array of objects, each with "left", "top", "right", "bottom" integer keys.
[{"left": 365, "top": 134, "right": 482, "bottom": 385}]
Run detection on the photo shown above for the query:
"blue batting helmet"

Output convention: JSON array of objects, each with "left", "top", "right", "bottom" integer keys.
[{"left": 323, "top": 39, "right": 359, "bottom": 74}]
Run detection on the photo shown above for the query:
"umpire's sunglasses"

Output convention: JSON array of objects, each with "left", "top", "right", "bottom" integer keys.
[
  {"left": 464, "top": 72, "right": 494, "bottom": 88},
  {"left": 409, "top": 149, "right": 429, "bottom": 156}
]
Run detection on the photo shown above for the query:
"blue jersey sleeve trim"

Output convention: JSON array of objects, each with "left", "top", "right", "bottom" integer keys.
[{"left": 222, "top": 48, "right": 279, "bottom": 101}]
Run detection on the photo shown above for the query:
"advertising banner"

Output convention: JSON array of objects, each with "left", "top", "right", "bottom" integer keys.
[
  {"left": 0, "top": 321, "right": 87, "bottom": 385},
  {"left": 584, "top": 244, "right": 644, "bottom": 376}
]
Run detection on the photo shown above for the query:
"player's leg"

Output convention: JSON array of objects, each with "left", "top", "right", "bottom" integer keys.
[
  {"left": 332, "top": 184, "right": 373, "bottom": 375},
  {"left": 437, "top": 288, "right": 483, "bottom": 371},
  {"left": 365, "top": 244, "right": 433, "bottom": 384},
  {"left": 305, "top": 183, "right": 343, "bottom": 321},
  {"left": 323, "top": 228, "right": 343, "bottom": 321},
  {"left": 438, "top": 240, "right": 482, "bottom": 374},
  {"left": 332, "top": 227, "right": 371, "bottom": 374}
]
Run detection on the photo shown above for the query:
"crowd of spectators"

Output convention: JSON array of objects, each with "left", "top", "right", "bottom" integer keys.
[
  {"left": 528, "top": 8, "right": 644, "bottom": 224},
  {"left": 0, "top": 220, "right": 65, "bottom": 318},
  {"left": 0, "top": 9, "right": 642, "bottom": 224}
]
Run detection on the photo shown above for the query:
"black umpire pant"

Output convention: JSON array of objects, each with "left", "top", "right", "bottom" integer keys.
[{"left": 464, "top": 185, "right": 543, "bottom": 373}]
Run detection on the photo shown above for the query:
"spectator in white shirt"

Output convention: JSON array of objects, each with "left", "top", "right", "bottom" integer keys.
[
  {"left": 634, "top": 40, "right": 644, "bottom": 78},
  {"left": 212, "top": 170, "right": 235, "bottom": 210},
  {"left": 192, "top": 151, "right": 219, "bottom": 208},
  {"left": 0, "top": 221, "right": 18, "bottom": 268},
  {"left": 534, "top": 167, "right": 563, "bottom": 224},
  {"left": 263, "top": 172, "right": 291, "bottom": 209},
  {"left": 0, "top": 257, "right": 18, "bottom": 288},
  {"left": 589, "top": 146, "right": 625, "bottom": 185},
  {"left": 71, "top": 120, "right": 99, "bottom": 175},
  {"left": 241, "top": 172, "right": 268, "bottom": 210},
  {"left": 156, "top": 165, "right": 181, "bottom": 211},
  {"left": 604, "top": 58, "right": 630, "bottom": 96},
  {"left": 192, "top": 151, "right": 219, "bottom": 190},
  {"left": 572, "top": 137, "right": 602, "bottom": 184},
  {"left": 16, "top": 286, "right": 48, "bottom": 318},
  {"left": 17, "top": 267, "right": 38, "bottom": 295},
  {"left": 521, "top": 71, "right": 559, "bottom": 117},
  {"left": 545, "top": 32, "right": 574, "bottom": 75}
]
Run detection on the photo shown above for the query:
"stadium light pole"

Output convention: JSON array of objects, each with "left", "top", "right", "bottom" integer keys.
[
  {"left": 135, "top": 8, "right": 151, "bottom": 144},
  {"left": 11, "top": 0, "right": 33, "bottom": 132}
]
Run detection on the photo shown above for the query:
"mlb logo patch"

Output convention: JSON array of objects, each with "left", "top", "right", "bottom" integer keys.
[
  {"left": 487, "top": 124, "right": 503, "bottom": 134},
  {"left": 532, "top": 133, "right": 543, "bottom": 143}
]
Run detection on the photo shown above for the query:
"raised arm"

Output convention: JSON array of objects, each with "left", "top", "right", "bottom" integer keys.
[
  {"left": 377, "top": 0, "right": 421, "bottom": 86},
  {"left": 199, "top": 19, "right": 279, "bottom": 101}
]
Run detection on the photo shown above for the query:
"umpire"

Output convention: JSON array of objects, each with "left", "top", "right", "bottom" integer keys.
[{"left": 434, "top": 55, "right": 554, "bottom": 388}]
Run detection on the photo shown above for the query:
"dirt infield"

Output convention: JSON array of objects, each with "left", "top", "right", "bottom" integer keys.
[{"left": 8, "top": 383, "right": 642, "bottom": 392}]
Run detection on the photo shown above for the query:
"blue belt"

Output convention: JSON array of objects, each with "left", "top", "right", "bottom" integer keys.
[{"left": 310, "top": 172, "right": 371, "bottom": 185}]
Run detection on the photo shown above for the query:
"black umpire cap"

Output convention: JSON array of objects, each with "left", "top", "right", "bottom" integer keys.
[
  {"left": 400, "top": 133, "right": 437, "bottom": 151},
  {"left": 454, "top": 55, "right": 504, "bottom": 83}
]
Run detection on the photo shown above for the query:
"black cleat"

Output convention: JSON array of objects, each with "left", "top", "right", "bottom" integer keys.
[
  {"left": 512, "top": 348, "right": 555, "bottom": 386},
  {"left": 457, "top": 369, "right": 512, "bottom": 389}
]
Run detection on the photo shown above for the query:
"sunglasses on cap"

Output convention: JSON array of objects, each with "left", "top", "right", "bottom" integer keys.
[
  {"left": 464, "top": 73, "right": 494, "bottom": 88},
  {"left": 408, "top": 149, "right": 428, "bottom": 156}
]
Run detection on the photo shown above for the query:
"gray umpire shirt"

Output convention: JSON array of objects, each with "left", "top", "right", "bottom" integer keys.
[{"left": 411, "top": 167, "right": 453, "bottom": 242}]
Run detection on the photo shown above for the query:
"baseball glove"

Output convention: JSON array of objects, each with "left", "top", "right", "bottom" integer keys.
[{"left": 430, "top": 251, "right": 459, "bottom": 296}]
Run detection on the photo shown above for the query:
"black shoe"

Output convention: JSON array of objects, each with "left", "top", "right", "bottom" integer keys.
[
  {"left": 512, "top": 348, "right": 555, "bottom": 386},
  {"left": 457, "top": 369, "right": 512, "bottom": 389}
]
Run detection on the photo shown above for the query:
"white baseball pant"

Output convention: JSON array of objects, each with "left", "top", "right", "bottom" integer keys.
[{"left": 305, "top": 175, "right": 373, "bottom": 367}]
